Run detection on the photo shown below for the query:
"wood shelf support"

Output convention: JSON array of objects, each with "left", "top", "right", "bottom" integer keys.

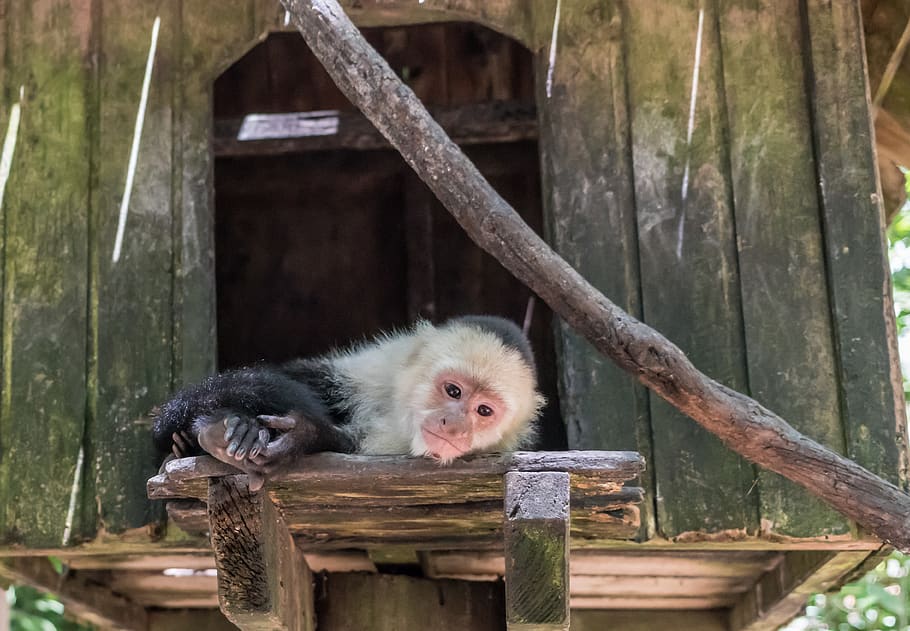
[
  {"left": 504, "top": 471, "right": 571, "bottom": 631},
  {"left": 208, "top": 475, "right": 314, "bottom": 631}
]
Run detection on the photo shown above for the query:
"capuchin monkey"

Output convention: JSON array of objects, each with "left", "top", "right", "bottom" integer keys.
[{"left": 153, "top": 316, "right": 545, "bottom": 490}]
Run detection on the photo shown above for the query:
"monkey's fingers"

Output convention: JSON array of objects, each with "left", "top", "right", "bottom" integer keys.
[
  {"left": 257, "top": 414, "right": 297, "bottom": 431},
  {"left": 248, "top": 433, "right": 294, "bottom": 465},
  {"left": 249, "top": 429, "right": 270, "bottom": 459},
  {"left": 171, "top": 431, "right": 192, "bottom": 458},
  {"left": 227, "top": 421, "right": 261, "bottom": 460},
  {"left": 222, "top": 414, "right": 244, "bottom": 442}
]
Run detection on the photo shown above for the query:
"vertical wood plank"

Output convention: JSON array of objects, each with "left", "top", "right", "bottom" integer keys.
[
  {"left": 624, "top": 0, "right": 757, "bottom": 536},
  {"left": 88, "top": 0, "right": 176, "bottom": 535},
  {"left": 717, "top": 0, "right": 849, "bottom": 537},
  {"left": 0, "top": 0, "right": 92, "bottom": 546},
  {"left": 504, "top": 471, "right": 570, "bottom": 631},
  {"left": 404, "top": 172, "right": 437, "bottom": 321},
  {"left": 534, "top": 0, "right": 655, "bottom": 536},
  {"left": 175, "top": 0, "right": 260, "bottom": 385},
  {"left": 804, "top": 0, "right": 907, "bottom": 488},
  {"left": 208, "top": 476, "right": 314, "bottom": 631}
]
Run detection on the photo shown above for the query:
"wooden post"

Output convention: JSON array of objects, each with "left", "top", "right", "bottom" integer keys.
[
  {"left": 207, "top": 476, "right": 314, "bottom": 631},
  {"left": 504, "top": 471, "right": 570, "bottom": 631}
]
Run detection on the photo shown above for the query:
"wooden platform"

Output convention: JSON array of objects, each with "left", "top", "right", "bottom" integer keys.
[
  {"left": 146, "top": 451, "right": 643, "bottom": 629},
  {"left": 138, "top": 452, "right": 885, "bottom": 630}
]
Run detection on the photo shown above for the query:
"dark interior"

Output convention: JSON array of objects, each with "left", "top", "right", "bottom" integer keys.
[{"left": 212, "top": 25, "right": 566, "bottom": 449}]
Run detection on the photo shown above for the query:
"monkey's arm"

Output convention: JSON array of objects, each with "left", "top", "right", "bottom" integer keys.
[{"left": 152, "top": 367, "right": 356, "bottom": 488}]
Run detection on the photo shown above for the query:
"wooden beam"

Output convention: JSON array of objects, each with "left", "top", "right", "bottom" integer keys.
[
  {"left": 315, "top": 572, "right": 505, "bottom": 630},
  {"left": 729, "top": 550, "right": 876, "bottom": 631},
  {"left": 207, "top": 475, "right": 314, "bottom": 631},
  {"left": 214, "top": 100, "right": 537, "bottom": 157},
  {"left": 572, "top": 609, "right": 728, "bottom": 631},
  {"left": 504, "top": 471, "right": 570, "bottom": 631},
  {"left": 0, "top": 557, "right": 148, "bottom": 631}
]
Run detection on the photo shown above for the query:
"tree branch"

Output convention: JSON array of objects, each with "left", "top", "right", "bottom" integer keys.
[{"left": 280, "top": 0, "right": 910, "bottom": 549}]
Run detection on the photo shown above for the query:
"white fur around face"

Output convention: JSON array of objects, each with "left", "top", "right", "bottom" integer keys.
[{"left": 330, "top": 321, "right": 545, "bottom": 458}]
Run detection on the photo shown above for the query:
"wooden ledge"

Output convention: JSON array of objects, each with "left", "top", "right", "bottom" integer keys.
[
  {"left": 148, "top": 451, "right": 642, "bottom": 630},
  {"left": 148, "top": 451, "right": 645, "bottom": 548}
]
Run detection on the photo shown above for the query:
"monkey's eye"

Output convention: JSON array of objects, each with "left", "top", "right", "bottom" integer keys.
[
  {"left": 477, "top": 405, "right": 494, "bottom": 417},
  {"left": 444, "top": 383, "right": 462, "bottom": 399}
]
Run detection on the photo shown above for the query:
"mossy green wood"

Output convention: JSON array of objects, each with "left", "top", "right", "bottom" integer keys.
[
  {"left": 176, "top": 0, "right": 266, "bottom": 386},
  {"left": 533, "top": 0, "right": 655, "bottom": 538},
  {"left": 623, "top": 0, "right": 757, "bottom": 536},
  {"left": 804, "top": 0, "right": 907, "bottom": 489},
  {"left": 0, "top": 0, "right": 92, "bottom": 546},
  {"left": 717, "top": 0, "right": 849, "bottom": 537},
  {"left": 88, "top": 0, "right": 178, "bottom": 535}
]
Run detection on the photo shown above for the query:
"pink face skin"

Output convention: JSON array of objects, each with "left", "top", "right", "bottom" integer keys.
[{"left": 419, "top": 371, "right": 507, "bottom": 461}]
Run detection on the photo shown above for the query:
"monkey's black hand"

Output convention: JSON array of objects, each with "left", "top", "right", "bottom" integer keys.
[{"left": 197, "top": 412, "right": 297, "bottom": 491}]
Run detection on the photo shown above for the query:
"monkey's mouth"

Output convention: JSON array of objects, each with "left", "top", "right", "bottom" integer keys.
[{"left": 420, "top": 427, "right": 471, "bottom": 461}]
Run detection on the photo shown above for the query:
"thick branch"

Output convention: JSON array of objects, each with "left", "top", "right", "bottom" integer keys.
[{"left": 281, "top": 0, "right": 910, "bottom": 549}]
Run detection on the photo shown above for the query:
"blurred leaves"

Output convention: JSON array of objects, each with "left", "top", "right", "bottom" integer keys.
[
  {"left": 6, "top": 585, "right": 92, "bottom": 631},
  {"left": 783, "top": 552, "right": 910, "bottom": 630}
]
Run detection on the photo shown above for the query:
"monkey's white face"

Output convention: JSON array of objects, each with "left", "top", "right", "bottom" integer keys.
[{"left": 412, "top": 371, "right": 509, "bottom": 462}]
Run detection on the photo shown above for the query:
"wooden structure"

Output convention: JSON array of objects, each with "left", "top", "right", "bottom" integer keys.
[
  {"left": 149, "top": 452, "right": 644, "bottom": 630},
  {"left": 0, "top": 1, "right": 906, "bottom": 630}
]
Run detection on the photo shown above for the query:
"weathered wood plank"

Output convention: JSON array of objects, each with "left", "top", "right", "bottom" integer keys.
[
  {"left": 0, "top": 0, "right": 92, "bottom": 547},
  {"left": 729, "top": 550, "right": 874, "bottom": 631},
  {"left": 175, "top": 0, "right": 263, "bottom": 386},
  {"left": 315, "top": 572, "right": 506, "bottom": 631},
  {"left": 87, "top": 0, "right": 175, "bottom": 538},
  {"left": 151, "top": 453, "right": 644, "bottom": 547},
  {"left": 214, "top": 100, "right": 538, "bottom": 156},
  {"left": 717, "top": 0, "right": 849, "bottom": 538},
  {"left": 208, "top": 475, "right": 314, "bottom": 631},
  {"left": 160, "top": 451, "right": 646, "bottom": 482},
  {"left": 573, "top": 610, "right": 728, "bottom": 631},
  {"left": 624, "top": 0, "right": 756, "bottom": 537},
  {"left": 504, "top": 471, "right": 570, "bottom": 630},
  {"left": 804, "top": 0, "right": 907, "bottom": 489},
  {"left": 533, "top": 0, "right": 654, "bottom": 539},
  {"left": 404, "top": 171, "right": 437, "bottom": 321}
]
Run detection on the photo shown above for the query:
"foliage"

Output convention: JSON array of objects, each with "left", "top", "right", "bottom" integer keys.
[
  {"left": 887, "top": 167, "right": 910, "bottom": 349},
  {"left": 6, "top": 585, "right": 92, "bottom": 631},
  {"left": 782, "top": 552, "right": 910, "bottom": 630}
]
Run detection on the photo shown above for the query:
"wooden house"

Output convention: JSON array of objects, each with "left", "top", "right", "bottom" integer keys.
[{"left": 0, "top": 1, "right": 906, "bottom": 629}]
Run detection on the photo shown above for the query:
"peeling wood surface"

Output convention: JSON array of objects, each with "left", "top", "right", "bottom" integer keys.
[{"left": 150, "top": 453, "right": 644, "bottom": 548}]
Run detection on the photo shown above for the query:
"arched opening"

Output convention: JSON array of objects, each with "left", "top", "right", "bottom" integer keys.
[{"left": 212, "top": 23, "right": 565, "bottom": 449}]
